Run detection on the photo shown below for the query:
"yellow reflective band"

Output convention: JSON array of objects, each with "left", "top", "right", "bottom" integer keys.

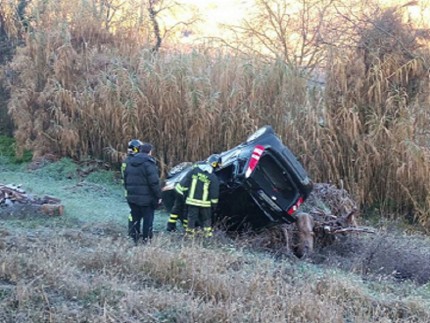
[
  {"left": 203, "top": 227, "right": 213, "bottom": 237},
  {"left": 175, "top": 184, "right": 189, "bottom": 195},
  {"left": 186, "top": 228, "right": 195, "bottom": 236},
  {"left": 202, "top": 182, "right": 209, "bottom": 202},
  {"left": 211, "top": 198, "right": 218, "bottom": 204},
  {"left": 189, "top": 177, "right": 197, "bottom": 200},
  {"left": 183, "top": 219, "right": 188, "bottom": 223},
  {"left": 168, "top": 219, "right": 177, "bottom": 223},
  {"left": 170, "top": 214, "right": 178, "bottom": 219},
  {"left": 185, "top": 197, "right": 211, "bottom": 207}
]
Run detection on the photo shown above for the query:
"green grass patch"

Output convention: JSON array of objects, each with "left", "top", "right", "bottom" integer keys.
[
  {"left": 32, "top": 157, "right": 79, "bottom": 180},
  {"left": 84, "top": 169, "right": 117, "bottom": 185},
  {"left": 0, "top": 135, "right": 32, "bottom": 163},
  {"left": 0, "top": 158, "right": 170, "bottom": 229}
]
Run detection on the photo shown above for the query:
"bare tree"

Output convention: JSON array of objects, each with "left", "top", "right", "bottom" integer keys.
[
  {"left": 221, "top": 0, "right": 338, "bottom": 74},
  {"left": 146, "top": 0, "right": 199, "bottom": 52}
]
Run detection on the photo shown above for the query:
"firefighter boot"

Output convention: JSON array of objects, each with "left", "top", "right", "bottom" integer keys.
[
  {"left": 181, "top": 218, "right": 188, "bottom": 230},
  {"left": 203, "top": 226, "right": 213, "bottom": 238},
  {"left": 185, "top": 227, "right": 195, "bottom": 238},
  {"left": 167, "top": 214, "right": 178, "bottom": 232}
]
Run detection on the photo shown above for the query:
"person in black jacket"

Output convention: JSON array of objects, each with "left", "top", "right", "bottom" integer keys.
[
  {"left": 122, "top": 140, "right": 162, "bottom": 244},
  {"left": 175, "top": 154, "right": 221, "bottom": 238}
]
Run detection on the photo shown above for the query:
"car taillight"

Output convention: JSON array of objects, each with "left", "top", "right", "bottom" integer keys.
[
  {"left": 286, "top": 196, "right": 304, "bottom": 215},
  {"left": 245, "top": 145, "right": 265, "bottom": 178}
]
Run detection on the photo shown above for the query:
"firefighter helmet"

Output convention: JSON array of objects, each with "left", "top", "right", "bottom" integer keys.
[
  {"left": 127, "top": 139, "right": 143, "bottom": 155},
  {"left": 207, "top": 154, "right": 221, "bottom": 169}
]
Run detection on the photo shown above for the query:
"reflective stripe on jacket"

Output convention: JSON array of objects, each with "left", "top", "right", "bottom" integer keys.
[{"left": 176, "top": 164, "right": 219, "bottom": 208}]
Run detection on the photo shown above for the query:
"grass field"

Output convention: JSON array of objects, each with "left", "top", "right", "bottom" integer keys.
[
  {"left": 1, "top": 159, "right": 430, "bottom": 322},
  {"left": 0, "top": 159, "right": 167, "bottom": 229}
]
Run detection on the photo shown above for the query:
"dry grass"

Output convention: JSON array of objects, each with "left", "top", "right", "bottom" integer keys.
[
  {"left": 1, "top": 158, "right": 430, "bottom": 322},
  {"left": 0, "top": 223, "right": 429, "bottom": 323}
]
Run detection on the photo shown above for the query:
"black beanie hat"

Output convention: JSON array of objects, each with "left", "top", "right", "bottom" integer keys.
[{"left": 140, "top": 143, "right": 153, "bottom": 154}]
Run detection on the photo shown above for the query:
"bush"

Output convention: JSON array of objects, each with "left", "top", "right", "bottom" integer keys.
[
  {"left": 0, "top": 135, "right": 32, "bottom": 163},
  {"left": 33, "top": 157, "right": 79, "bottom": 180},
  {"left": 85, "top": 169, "right": 117, "bottom": 185}
]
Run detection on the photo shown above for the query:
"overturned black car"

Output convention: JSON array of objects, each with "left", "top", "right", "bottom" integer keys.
[{"left": 161, "top": 126, "right": 313, "bottom": 231}]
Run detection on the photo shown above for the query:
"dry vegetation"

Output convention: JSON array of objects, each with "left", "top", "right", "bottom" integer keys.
[
  {"left": 1, "top": 0, "right": 430, "bottom": 319},
  {"left": 0, "top": 1, "right": 427, "bottom": 230},
  {"left": 0, "top": 0, "right": 428, "bottom": 230},
  {"left": 0, "top": 156, "right": 429, "bottom": 322},
  {"left": 1, "top": 220, "right": 429, "bottom": 323}
]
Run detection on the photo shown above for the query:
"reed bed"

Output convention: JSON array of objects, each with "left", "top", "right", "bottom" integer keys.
[{"left": 2, "top": 0, "right": 430, "bottom": 228}]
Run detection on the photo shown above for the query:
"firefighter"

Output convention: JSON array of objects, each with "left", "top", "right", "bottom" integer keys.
[
  {"left": 121, "top": 140, "right": 143, "bottom": 234},
  {"left": 175, "top": 154, "right": 221, "bottom": 238},
  {"left": 166, "top": 189, "right": 188, "bottom": 232},
  {"left": 122, "top": 140, "right": 162, "bottom": 244}
]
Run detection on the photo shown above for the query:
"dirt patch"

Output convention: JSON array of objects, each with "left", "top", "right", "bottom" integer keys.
[
  {"left": 222, "top": 224, "right": 430, "bottom": 286},
  {"left": 309, "top": 232, "right": 430, "bottom": 285}
]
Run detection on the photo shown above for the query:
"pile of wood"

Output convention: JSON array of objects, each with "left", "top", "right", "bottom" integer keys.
[
  {"left": 307, "top": 182, "right": 374, "bottom": 231},
  {"left": 0, "top": 183, "right": 64, "bottom": 216},
  {"left": 296, "top": 183, "right": 375, "bottom": 254},
  {"left": 261, "top": 183, "right": 375, "bottom": 258}
]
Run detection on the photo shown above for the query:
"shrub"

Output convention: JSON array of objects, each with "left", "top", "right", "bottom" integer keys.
[
  {"left": 84, "top": 169, "right": 117, "bottom": 185},
  {"left": 0, "top": 135, "right": 32, "bottom": 163},
  {"left": 33, "top": 157, "right": 78, "bottom": 180}
]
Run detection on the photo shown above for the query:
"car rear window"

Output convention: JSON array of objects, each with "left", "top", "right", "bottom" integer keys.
[{"left": 258, "top": 155, "right": 296, "bottom": 194}]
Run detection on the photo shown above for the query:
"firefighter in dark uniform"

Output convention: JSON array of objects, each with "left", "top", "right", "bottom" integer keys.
[
  {"left": 121, "top": 140, "right": 162, "bottom": 244},
  {"left": 174, "top": 154, "right": 221, "bottom": 237},
  {"left": 166, "top": 187, "right": 188, "bottom": 232}
]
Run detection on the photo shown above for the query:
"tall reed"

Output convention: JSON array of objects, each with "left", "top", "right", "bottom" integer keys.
[{"left": 4, "top": 0, "right": 430, "bottom": 228}]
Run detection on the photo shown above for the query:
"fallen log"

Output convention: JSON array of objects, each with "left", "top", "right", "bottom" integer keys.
[
  {"left": 39, "top": 203, "right": 65, "bottom": 216},
  {"left": 325, "top": 226, "right": 376, "bottom": 234}
]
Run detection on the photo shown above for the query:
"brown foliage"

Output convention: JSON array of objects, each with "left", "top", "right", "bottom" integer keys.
[
  {"left": 2, "top": 0, "right": 430, "bottom": 230},
  {"left": 318, "top": 6, "right": 430, "bottom": 229}
]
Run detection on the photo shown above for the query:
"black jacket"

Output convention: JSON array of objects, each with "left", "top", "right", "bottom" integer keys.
[
  {"left": 122, "top": 153, "right": 162, "bottom": 206},
  {"left": 175, "top": 163, "right": 219, "bottom": 208}
]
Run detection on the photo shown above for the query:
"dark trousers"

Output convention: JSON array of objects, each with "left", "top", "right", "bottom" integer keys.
[
  {"left": 128, "top": 202, "right": 155, "bottom": 244},
  {"left": 187, "top": 205, "right": 211, "bottom": 229},
  {"left": 171, "top": 193, "right": 187, "bottom": 222},
  {"left": 167, "top": 193, "right": 188, "bottom": 231}
]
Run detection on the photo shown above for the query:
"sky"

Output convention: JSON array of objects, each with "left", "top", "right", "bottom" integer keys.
[
  {"left": 173, "top": 0, "right": 430, "bottom": 44},
  {"left": 176, "top": 0, "right": 252, "bottom": 39}
]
